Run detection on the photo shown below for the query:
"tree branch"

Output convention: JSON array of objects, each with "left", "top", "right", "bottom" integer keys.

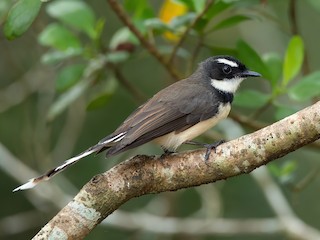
[
  {"left": 32, "top": 101, "right": 320, "bottom": 239},
  {"left": 107, "top": 211, "right": 281, "bottom": 235},
  {"left": 229, "top": 111, "right": 320, "bottom": 150},
  {"left": 252, "top": 167, "right": 320, "bottom": 239}
]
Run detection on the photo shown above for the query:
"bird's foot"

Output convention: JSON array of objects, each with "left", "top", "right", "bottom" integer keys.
[
  {"left": 160, "top": 148, "right": 175, "bottom": 159},
  {"left": 185, "top": 140, "right": 225, "bottom": 161},
  {"left": 203, "top": 140, "right": 225, "bottom": 161}
]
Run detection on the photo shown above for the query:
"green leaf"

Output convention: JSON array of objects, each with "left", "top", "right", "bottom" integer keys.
[
  {"left": 158, "top": 45, "right": 190, "bottom": 59},
  {"left": 47, "top": 56, "right": 106, "bottom": 121},
  {"left": 274, "top": 104, "right": 297, "bottom": 121},
  {"left": 4, "top": 0, "right": 41, "bottom": 40},
  {"left": 194, "top": 1, "right": 233, "bottom": 32},
  {"left": 56, "top": 64, "right": 85, "bottom": 92},
  {"left": 192, "top": 0, "right": 206, "bottom": 13},
  {"left": 106, "top": 52, "right": 130, "bottom": 64},
  {"left": 46, "top": 0, "right": 96, "bottom": 38},
  {"left": 306, "top": 0, "right": 320, "bottom": 13},
  {"left": 193, "top": 18, "right": 209, "bottom": 32},
  {"left": 169, "top": 12, "right": 196, "bottom": 29},
  {"left": 234, "top": 90, "right": 269, "bottom": 108},
  {"left": 233, "top": 0, "right": 261, "bottom": 7},
  {"left": 211, "top": 15, "right": 251, "bottom": 31},
  {"left": 41, "top": 49, "right": 83, "bottom": 64},
  {"left": 38, "top": 23, "right": 82, "bottom": 51},
  {"left": 0, "top": 0, "right": 11, "bottom": 21},
  {"left": 262, "top": 53, "right": 283, "bottom": 88},
  {"left": 109, "top": 27, "right": 139, "bottom": 50},
  {"left": 268, "top": 163, "right": 281, "bottom": 177},
  {"left": 174, "top": 0, "right": 194, "bottom": 10},
  {"left": 124, "top": 0, "right": 154, "bottom": 19},
  {"left": 281, "top": 161, "right": 297, "bottom": 176},
  {"left": 268, "top": 161, "right": 296, "bottom": 178},
  {"left": 288, "top": 71, "right": 320, "bottom": 101},
  {"left": 282, "top": 36, "right": 304, "bottom": 85},
  {"left": 94, "top": 18, "right": 106, "bottom": 41},
  {"left": 204, "top": 1, "right": 232, "bottom": 19},
  {"left": 86, "top": 92, "right": 113, "bottom": 111},
  {"left": 237, "top": 40, "right": 270, "bottom": 79},
  {"left": 87, "top": 78, "right": 118, "bottom": 111},
  {"left": 144, "top": 18, "right": 171, "bottom": 32}
]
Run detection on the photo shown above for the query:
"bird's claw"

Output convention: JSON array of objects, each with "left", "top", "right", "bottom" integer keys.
[{"left": 204, "top": 140, "right": 225, "bottom": 161}]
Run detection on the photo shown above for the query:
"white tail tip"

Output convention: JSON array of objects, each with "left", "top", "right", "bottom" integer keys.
[
  {"left": 12, "top": 145, "right": 100, "bottom": 192},
  {"left": 13, "top": 179, "right": 38, "bottom": 192}
]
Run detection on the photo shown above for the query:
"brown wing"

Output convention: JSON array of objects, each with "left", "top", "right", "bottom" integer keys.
[{"left": 105, "top": 79, "right": 221, "bottom": 156}]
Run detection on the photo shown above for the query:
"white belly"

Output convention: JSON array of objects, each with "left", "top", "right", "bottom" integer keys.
[{"left": 154, "top": 103, "right": 231, "bottom": 150}]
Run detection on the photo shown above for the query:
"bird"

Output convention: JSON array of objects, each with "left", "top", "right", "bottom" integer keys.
[{"left": 13, "top": 55, "right": 261, "bottom": 192}]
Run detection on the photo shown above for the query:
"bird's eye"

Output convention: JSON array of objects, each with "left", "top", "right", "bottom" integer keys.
[{"left": 222, "top": 65, "right": 232, "bottom": 74}]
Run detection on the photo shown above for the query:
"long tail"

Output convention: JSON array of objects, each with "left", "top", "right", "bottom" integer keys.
[
  {"left": 13, "top": 131, "right": 127, "bottom": 192},
  {"left": 13, "top": 146, "right": 101, "bottom": 192}
]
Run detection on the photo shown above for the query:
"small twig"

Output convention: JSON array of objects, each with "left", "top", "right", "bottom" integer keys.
[
  {"left": 187, "top": 36, "right": 204, "bottom": 75},
  {"left": 107, "top": 0, "right": 180, "bottom": 81},
  {"left": 106, "top": 211, "right": 282, "bottom": 235},
  {"left": 289, "top": 0, "right": 298, "bottom": 35},
  {"left": 168, "top": 0, "right": 214, "bottom": 65}
]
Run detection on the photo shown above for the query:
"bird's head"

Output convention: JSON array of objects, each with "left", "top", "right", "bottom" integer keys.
[{"left": 201, "top": 55, "right": 261, "bottom": 93}]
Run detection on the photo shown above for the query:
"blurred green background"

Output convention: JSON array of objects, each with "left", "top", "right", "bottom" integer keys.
[{"left": 1, "top": 0, "right": 320, "bottom": 239}]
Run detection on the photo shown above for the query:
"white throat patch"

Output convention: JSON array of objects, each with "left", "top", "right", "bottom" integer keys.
[
  {"left": 211, "top": 78, "right": 244, "bottom": 93},
  {"left": 216, "top": 58, "right": 239, "bottom": 67}
]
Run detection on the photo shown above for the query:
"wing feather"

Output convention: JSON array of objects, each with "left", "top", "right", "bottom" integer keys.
[{"left": 106, "top": 81, "right": 221, "bottom": 156}]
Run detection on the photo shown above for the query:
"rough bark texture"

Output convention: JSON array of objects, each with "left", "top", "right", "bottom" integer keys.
[{"left": 33, "top": 102, "right": 320, "bottom": 240}]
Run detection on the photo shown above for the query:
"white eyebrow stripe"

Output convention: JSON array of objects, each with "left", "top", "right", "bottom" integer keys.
[{"left": 216, "top": 58, "right": 238, "bottom": 67}]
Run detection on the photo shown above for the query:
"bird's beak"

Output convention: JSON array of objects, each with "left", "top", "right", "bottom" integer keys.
[{"left": 240, "top": 70, "right": 261, "bottom": 78}]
